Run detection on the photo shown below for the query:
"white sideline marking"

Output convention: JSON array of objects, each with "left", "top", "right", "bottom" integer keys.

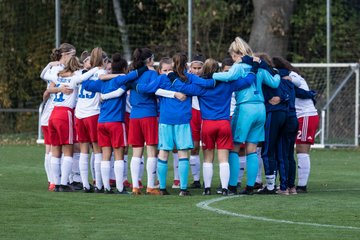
[{"left": 196, "top": 195, "right": 360, "bottom": 230}]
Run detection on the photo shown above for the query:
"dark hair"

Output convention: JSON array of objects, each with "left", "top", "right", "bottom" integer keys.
[
  {"left": 202, "top": 58, "right": 220, "bottom": 77},
  {"left": 131, "top": 48, "right": 153, "bottom": 69},
  {"left": 191, "top": 54, "right": 206, "bottom": 63},
  {"left": 255, "top": 52, "right": 274, "bottom": 67},
  {"left": 173, "top": 52, "right": 188, "bottom": 82},
  {"left": 272, "top": 56, "right": 301, "bottom": 74},
  {"left": 221, "top": 58, "right": 234, "bottom": 70},
  {"left": 111, "top": 53, "right": 128, "bottom": 74},
  {"left": 51, "top": 43, "right": 76, "bottom": 61}
]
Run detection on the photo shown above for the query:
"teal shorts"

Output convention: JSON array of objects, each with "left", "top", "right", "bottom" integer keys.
[
  {"left": 231, "top": 103, "right": 266, "bottom": 144},
  {"left": 158, "top": 123, "right": 194, "bottom": 150}
]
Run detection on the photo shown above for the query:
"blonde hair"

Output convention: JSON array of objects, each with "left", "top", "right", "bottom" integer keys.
[
  {"left": 202, "top": 58, "right": 220, "bottom": 77},
  {"left": 58, "top": 56, "right": 82, "bottom": 76},
  {"left": 228, "top": 37, "right": 253, "bottom": 57},
  {"left": 90, "top": 47, "right": 106, "bottom": 68}
]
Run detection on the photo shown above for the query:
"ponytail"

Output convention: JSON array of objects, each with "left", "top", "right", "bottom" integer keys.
[
  {"left": 90, "top": 47, "right": 104, "bottom": 68},
  {"left": 51, "top": 43, "right": 76, "bottom": 61},
  {"left": 172, "top": 52, "right": 188, "bottom": 82},
  {"left": 228, "top": 37, "right": 253, "bottom": 57},
  {"left": 131, "top": 48, "right": 153, "bottom": 69}
]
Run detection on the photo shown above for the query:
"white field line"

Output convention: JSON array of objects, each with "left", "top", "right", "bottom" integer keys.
[{"left": 196, "top": 195, "right": 360, "bottom": 230}]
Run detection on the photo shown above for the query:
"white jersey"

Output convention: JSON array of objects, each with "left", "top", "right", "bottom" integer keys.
[
  {"left": 75, "top": 68, "right": 106, "bottom": 119},
  {"left": 230, "top": 92, "right": 236, "bottom": 117},
  {"left": 40, "top": 64, "right": 65, "bottom": 126},
  {"left": 192, "top": 96, "right": 200, "bottom": 110},
  {"left": 290, "top": 71, "right": 318, "bottom": 118}
]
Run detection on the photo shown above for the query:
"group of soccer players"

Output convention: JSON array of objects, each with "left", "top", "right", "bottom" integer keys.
[{"left": 39, "top": 36, "right": 318, "bottom": 196}]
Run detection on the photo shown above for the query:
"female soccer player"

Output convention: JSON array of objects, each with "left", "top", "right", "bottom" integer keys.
[
  {"left": 212, "top": 37, "right": 280, "bottom": 195},
  {"left": 40, "top": 43, "right": 76, "bottom": 191},
  {"left": 42, "top": 56, "right": 99, "bottom": 192}
]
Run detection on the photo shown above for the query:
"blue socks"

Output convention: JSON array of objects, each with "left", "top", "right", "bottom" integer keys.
[
  {"left": 229, "top": 151, "right": 239, "bottom": 187},
  {"left": 178, "top": 158, "right": 189, "bottom": 190},
  {"left": 157, "top": 159, "right": 168, "bottom": 189},
  {"left": 246, "top": 152, "right": 258, "bottom": 187}
]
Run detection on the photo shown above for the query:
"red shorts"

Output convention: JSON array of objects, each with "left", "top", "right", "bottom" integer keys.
[
  {"left": 98, "top": 122, "right": 127, "bottom": 148},
  {"left": 75, "top": 114, "right": 99, "bottom": 143},
  {"left": 190, "top": 108, "right": 202, "bottom": 142},
  {"left": 296, "top": 115, "right": 319, "bottom": 145},
  {"left": 128, "top": 117, "right": 158, "bottom": 147},
  {"left": 124, "top": 112, "right": 130, "bottom": 141},
  {"left": 41, "top": 126, "right": 51, "bottom": 145},
  {"left": 201, "top": 119, "right": 233, "bottom": 150},
  {"left": 48, "top": 107, "right": 75, "bottom": 146}
]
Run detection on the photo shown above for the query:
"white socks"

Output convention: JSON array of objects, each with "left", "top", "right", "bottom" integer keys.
[
  {"left": 190, "top": 155, "right": 201, "bottom": 181},
  {"left": 51, "top": 157, "right": 61, "bottom": 185},
  {"left": 139, "top": 157, "right": 145, "bottom": 181},
  {"left": 203, "top": 162, "right": 213, "bottom": 188},
  {"left": 79, "top": 153, "right": 90, "bottom": 189},
  {"left": 44, "top": 153, "right": 52, "bottom": 183},
  {"left": 94, "top": 153, "right": 103, "bottom": 189},
  {"left": 114, "top": 160, "right": 124, "bottom": 192},
  {"left": 219, "top": 162, "right": 230, "bottom": 189},
  {"left": 72, "top": 152, "right": 81, "bottom": 183},
  {"left": 110, "top": 154, "right": 115, "bottom": 181},
  {"left": 238, "top": 156, "right": 246, "bottom": 183},
  {"left": 90, "top": 152, "right": 95, "bottom": 181},
  {"left": 60, "top": 156, "right": 73, "bottom": 185},
  {"left": 123, "top": 154, "right": 128, "bottom": 180},
  {"left": 297, "top": 153, "right": 311, "bottom": 186},
  {"left": 265, "top": 174, "right": 275, "bottom": 190},
  {"left": 101, "top": 161, "right": 111, "bottom": 191},
  {"left": 173, "top": 153, "right": 179, "bottom": 181},
  {"left": 146, "top": 157, "right": 157, "bottom": 188},
  {"left": 130, "top": 157, "right": 141, "bottom": 188}
]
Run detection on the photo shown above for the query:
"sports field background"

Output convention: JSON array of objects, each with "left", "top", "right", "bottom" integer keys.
[{"left": 0, "top": 145, "right": 359, "bottom": 240}]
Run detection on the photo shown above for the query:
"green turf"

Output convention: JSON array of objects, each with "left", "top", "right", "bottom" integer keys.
[{"left": 0, "top": 145, "right": 359, "bottom": 240}]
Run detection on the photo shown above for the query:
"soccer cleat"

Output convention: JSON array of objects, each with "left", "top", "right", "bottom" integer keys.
[
  {"left": 203, "top": 188, "right": 211, "bottom": 196},
  {"left": 132, "top": 188, "right": 142, "bottom": 195},
  {"left": 172, "top": 180, "right": 180, "bottom": 189},
  {"left": 83, "top": 185, "right": 94, "bottom": 193},
  {"left": 228, "top": 185, "right": 238, "bottom": 195},
  {"left": 253, "top": 182, "right": 263, "bottom": 190},
  {"left": 54, "top": 185, "right": 60, "bottom": 192},
  {"left": 59, "top": 184, "right": 74, "bottom": 192},
  {"left": 296, "top": 186, "right": 308, "bottom": 193},
  {"left": 104, "top": 188, "right": 114, "bottom": 194},
  {"left": 236, "top": 182, "right": 242, "bottom": 189},
  {"left": 146, "top": 188, "right": 161, "bottom": 195},
  {"left": 48, "top": 183, "right": 56, "bottom": 192},
  {"left": 189, "top": 181, "right": 201, "bottom": 189},
  {"left": 221, "top": 188, "right": 229, "bottom": 196},
  {"left": 159, "top": 189, "right": 170, "bottom": 195},
  {"left": 216, "top": 184, "right": 222, "bottom": 194},
  {"left": 123, "top": 180, "right": 131, "bottom": 188},
  {"left": 239, "top": 186, "right": 254, "bottom": 195},
  {"left": 276, "top": 189, "right": 289, "bottom": 196},
  {"left": 70, "top": 181, "right": 83, "bottom": 191},
  {"left": 256, "top": 186, "right": 276, "bottom": 194},
  {"left": 288, "top": 187, "right": 297, "bottom": 195},
  {"left": 179, "top": 190, "right": 191, "bottom": 196},
  {"left": 94, "top": 186, "right": 104, "bottom": 193}
]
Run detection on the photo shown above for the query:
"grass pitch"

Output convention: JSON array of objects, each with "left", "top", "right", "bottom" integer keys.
[{"left": 0, "top": 145, "right": 359, "bottom": 240}]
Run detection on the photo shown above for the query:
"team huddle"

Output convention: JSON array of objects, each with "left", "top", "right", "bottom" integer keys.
[{"left": 39, "top": 36, "right": 319, "bottom": 196}]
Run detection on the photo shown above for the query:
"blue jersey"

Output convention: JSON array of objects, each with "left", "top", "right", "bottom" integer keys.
[
  {"left": 129, "top": 70, "right": 158, "bottom": 119},
  {"left": 136, "top": 73, "right": 214, "bottom": 124},
  {"left": 82, "top": 70, "right": 138, "bottom": 123},
  {"left": 262, "top": 83, "right": 289, "bottom": 113},
  {"left": 171, "top": 74, "right": 255, "bottom": 120}
]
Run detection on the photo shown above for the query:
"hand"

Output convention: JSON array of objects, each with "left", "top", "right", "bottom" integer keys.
[
  {"left": 268, "top": 96, "right": 281, "bottom": 105},
  {"left": 43, "top": 90, "right": 50, "bottom": 101},
  {"left": 49, "top": 61, "right": 60, "bottom": 67},
  {"left": 174, "top": 92, "right": 187, "bottom": 101},
  {"left": 60, "top": 85, "right": 73, "bottom": 95},
  {"left": 283, "top": 76, "right": 292, "bottom": 81},
  {"left": 252, "top": 56, "right": 260, "bottom": 63}
]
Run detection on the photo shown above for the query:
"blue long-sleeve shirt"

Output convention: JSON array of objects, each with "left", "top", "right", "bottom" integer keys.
[
  {"left": 82, "top": 70, "right": 138, "bottom": 123},
  {"left": 136, "top": 73, "right": 214, "bottom": 124},
  {"left": 212, "top": 62, "right": 280, "bottom": 105},
  {"left": 171, "top": 74, "right": 255, "bottom": 120}
]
